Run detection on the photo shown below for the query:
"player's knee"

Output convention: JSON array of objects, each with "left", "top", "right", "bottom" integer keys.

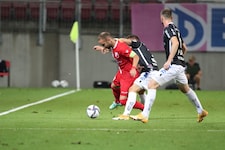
[
  {"left": 129, "top": 84, "right": 140, "bottom": 92},
  {"left": 111, "top": 82, "right": 118, "bottom": 89},
  {"left": 148, "top": 81, "right": 159, "bottom": 89}
]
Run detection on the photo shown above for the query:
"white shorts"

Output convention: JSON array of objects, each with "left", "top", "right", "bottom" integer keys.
[
  {"left": 152, "top": 64, "right": 188, "bottom": 86},
  {"left": 134, "top": 70, "right": 159, "bottom": 90}
]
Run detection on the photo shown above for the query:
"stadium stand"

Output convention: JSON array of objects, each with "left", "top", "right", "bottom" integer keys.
[
  {"left": 12, "top": 1, "right": 28, "bottom": 20},
  {"left": 110, "top": 0, "right": 120, "bottom": 21},
  {"left": 46, "top": 1, "right": 60, "bottom": 22},
  {"left": 93, "top": 0, "right": 109, "bottom": 21},
  {"left": 61, "top": 0, "right": 76, "bottom": 22},
  {"left": 0, "top": 2, "right": 12, "bottom": 20},
  {"left": 81, "top": 0, "right": 93, "bottom": 21},
  {"left": 28, "top": 1, "right": 39, "bottom": 21},
  {"left": 0, "top": 0, "right": 218, "bottom": 35}
]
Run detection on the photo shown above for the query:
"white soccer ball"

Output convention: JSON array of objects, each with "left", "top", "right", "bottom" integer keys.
[
  {"left": 51, "top": 80, "right": 60, "bottom": 87},
  {"left": 60, "top": 80, "right": 69, "bottom": 88},
  {"left": 86, "top": 105, "right": 100, "bottom": 119}
]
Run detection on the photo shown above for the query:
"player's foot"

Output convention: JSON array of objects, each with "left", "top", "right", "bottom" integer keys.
[
  {"left": 109, "top": 102, "right": 122, "bottom": 110},
  {"left": 112, "top": 114, "right": 129, "bottom": 120},
  {"left": 130, "top": 113, "right": 148, "bottom": 123},
  {"left": 197, "top": 109, "right": 208, "bottom": 123},
  {"left": 197, "top": 87, "right": 201, "bottom": 90}
]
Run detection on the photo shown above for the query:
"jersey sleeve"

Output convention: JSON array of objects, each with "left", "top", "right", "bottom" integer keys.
[{"left": 165, "top": 25, "right": 176, "bottom": 39}]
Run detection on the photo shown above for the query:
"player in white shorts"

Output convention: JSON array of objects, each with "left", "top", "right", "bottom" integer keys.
[
  {"left": 130, "top": 8, "right": 208, "bottom": 123},
  {"left": 112, "top": 35, "right": 158, "bottom": 120},
  {"left": 154, "top": 64, "right": 187, "bottom": 86}
]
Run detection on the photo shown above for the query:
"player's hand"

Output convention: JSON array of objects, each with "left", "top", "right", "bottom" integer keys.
[
  {"left": 137, "top": 65, "right": 144, "bottom": 73},
  {"left": 130, "top": 67, "right": 137, "bottom": 77},
  {"left": 163, "top": 61, "right": 171, "bottom": 70},
  {"left": 93, "top": 45, "right": 103, "bottom": 51},
  {"left": 93, "top": 46, "right": 109, "bottom": 54}
]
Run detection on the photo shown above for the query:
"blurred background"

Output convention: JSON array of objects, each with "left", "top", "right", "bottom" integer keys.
[{"left": 0, "top": 0, "right": 224, "bottom": 90}]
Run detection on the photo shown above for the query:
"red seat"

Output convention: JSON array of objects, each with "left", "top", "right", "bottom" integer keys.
[
  {"left": 12, "top": 2, "right": 28, "bottom": 20},
  {"left": 165, "top": 0, "right": 196, "bottom": 2},
  {"left": 110, "top": 0, "right": 122, "bottom": 21},
  {"left": 0, "top": 2, "right": 12, "bottom": 20},
  {"left": 0, "top": 60, "right": 10, "bottom": 87},
  {"left": 94, "top": 0, "right": 109, "bottom": 21},
  {"left": 29, "top": 2, "right": 39, "bottom": 20},
  {"left": 46, "top": 2, "right": 60, "bottom": 21},
  {"left": 61, "top": 1, "right": 76, "bottom": 22},
  {"left": 81, "top": 0, "right": 92, "bottom": 20}
]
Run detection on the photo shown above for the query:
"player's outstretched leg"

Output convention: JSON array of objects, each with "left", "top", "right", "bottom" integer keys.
[{"left": 185, "top": 88, "right": 208, "bottom": 122}]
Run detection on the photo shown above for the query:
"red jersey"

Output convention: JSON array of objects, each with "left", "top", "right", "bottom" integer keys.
[{"left": 112, "top": 40, "right": 133, "bottom": 71}]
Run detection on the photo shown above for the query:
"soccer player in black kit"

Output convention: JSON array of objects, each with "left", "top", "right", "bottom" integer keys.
[
  {"left": 130, "top": 8, "right": 208, "bottom": 123},
  {"left": 113, "top": 35, "right": 159, "bottom": 120}
]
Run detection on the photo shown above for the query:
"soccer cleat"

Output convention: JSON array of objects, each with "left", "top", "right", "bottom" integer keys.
[
  {"left": 197, "top": 109, "right": 208, "bottom": 123},
  {"left": 112, "top": 114, "right": 129, "bottom": 120},
  {"left": 109, "top": 102, "right": 122, "bottom": 110},
  {"left": 130, "top": 113, "right": 148, "bottom": 123}
]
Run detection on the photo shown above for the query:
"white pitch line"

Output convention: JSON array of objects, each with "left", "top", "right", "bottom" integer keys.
[
  {"left": 0, "top": 127, "right": 225, "bottom": 133},
  {"left": 0, "top": 89, "right": 79, "bottom": 117}
]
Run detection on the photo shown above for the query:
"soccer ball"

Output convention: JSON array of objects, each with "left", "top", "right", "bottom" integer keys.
[
  {"left": 86, "top": 105, "right": 100, "bottom": 119},
  {"left": 60, "top": 80, "right": 69, "bottom": 88},
  {"left": 51, "top": 80, "right": 60, "bottom": 87}
]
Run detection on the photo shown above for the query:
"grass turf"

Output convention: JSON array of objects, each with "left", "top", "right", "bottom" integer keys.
[{"left": 0, "top": 88, "right": 225, "bottom": 150}]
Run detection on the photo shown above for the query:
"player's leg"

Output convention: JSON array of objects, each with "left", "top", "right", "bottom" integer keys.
[
  {"left": 109, "top": 71, "right": 122, "bottom": 110},
  {"left": 119, "top": 70, "right": 144, "bottom": 110},
  {"left": 138, "top": 89, "right": 146, "bottom": 104},
  {"left": 130, "top": 71, "right": 161, "bottom": 123},
  {"left": 176, "top": 71, "right": 208, "bottom": 122},
  {"left": 130, "top": 79, "right": 159, "bottom": 123},
  {"left": 123, "top": 84, "right": 142, "bottom": 115},
  {"left": 112, "top": 72, "right": 148, "bottom": 120},
  {"left": 194, "top": 73, "right": 201, "bottom": 90},
  {"left": 119, "top": 91, "right": 144, "bottom": 110},
  {"left": 111, "top": 83, "right": 120, "bottom": 103},
  {"left": 112, "top": 84, "right": 142, "bottom": 120}
]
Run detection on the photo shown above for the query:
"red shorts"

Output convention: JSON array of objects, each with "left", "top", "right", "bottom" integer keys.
[{"left": 112, "top": 69, "right": 139, "bottom": 97}]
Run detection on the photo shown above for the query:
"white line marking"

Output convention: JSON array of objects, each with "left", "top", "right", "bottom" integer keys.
[
  {"left": 0, "top": 89, "right": 79, "bottom": 116},
  {"left": 0, "top": 127, "right": 225, "bottom": 133}
]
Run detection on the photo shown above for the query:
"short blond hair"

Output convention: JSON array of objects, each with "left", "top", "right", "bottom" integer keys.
[
  {"left": 161, "top": 8, "right": 172, "bottom": 19},
  {"left": 98, "top": 32, "right": 112, "bottom": 41}
]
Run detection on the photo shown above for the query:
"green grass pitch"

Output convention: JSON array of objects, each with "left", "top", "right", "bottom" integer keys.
[{"left": 0, "top": 88, "right": 225, "bottom": 150}]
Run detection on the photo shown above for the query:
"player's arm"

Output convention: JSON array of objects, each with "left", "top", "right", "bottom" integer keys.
[
  {"left": 182, "top": 43, "right": 188, "bottom": 55},
  {"left": 164, "top": 36, "right": 179, "bottom": 70},
  {"left": 129, "top": 51, "right": 139, "bottom": 77},
  {"left": 119, "top": 38, "right": 132, "bottom": 45},
  {"left": 93, "top": 45, "right": 110, "bottom": 54}
]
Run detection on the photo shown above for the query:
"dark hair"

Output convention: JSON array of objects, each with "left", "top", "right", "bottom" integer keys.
[
  {"left": 126, "top": 34, "right": 140, "bottom": 41},
  {"left": 161, "top": 8, "right": 172, "bottom": 19}
]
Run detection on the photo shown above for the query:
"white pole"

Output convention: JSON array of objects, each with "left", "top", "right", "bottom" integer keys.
[{"left": 75, "top": 39, "right": 80, "bottom": 90}]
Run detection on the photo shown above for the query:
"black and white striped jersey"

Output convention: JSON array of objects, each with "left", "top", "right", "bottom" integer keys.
[
  {"left": 131, "top": 41, "right": 158, "bottom": 72},
  {"left": 163, "top": 23, "right": 186, "bottom": 67}
]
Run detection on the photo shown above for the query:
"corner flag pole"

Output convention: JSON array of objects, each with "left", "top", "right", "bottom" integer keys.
[{"left": 70, "top": 21, "right": 80, "bottom": 90}]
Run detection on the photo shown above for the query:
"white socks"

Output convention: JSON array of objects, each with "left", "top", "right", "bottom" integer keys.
[
  {"left": 142, "top": 89, "right": 156, "bottom": 118},
  {"left": 139, "top": 93, "right": 146, "bottom": 104},
  {"left": 185, "top": 88, "right": 203, "bottom": 114},
  {"left": 123, "top": 92, "right": 137, "bottom": 115}
]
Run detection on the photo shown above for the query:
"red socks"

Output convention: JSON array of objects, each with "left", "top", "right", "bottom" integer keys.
[
  {"left": 112, "top": 87, "right": 120, "bottom": 103},
  {"left": 120, "top": 99, "right": 144, "bottom": 110}
]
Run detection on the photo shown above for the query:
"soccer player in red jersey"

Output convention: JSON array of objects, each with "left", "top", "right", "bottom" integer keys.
[{"left": 93, "top": 32, "right": 144, "bottom": 110}]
